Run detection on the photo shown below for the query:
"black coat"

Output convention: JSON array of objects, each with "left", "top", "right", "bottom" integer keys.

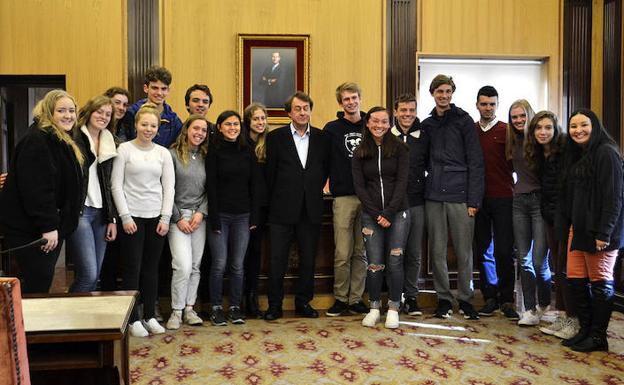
[
  {"left": 0, "top": 124, "right": 83, "bottom": 237},
  {"left": 422, "top": 104, "right": 484, "bottom": 208},
  {"left": 540, "top": 148, "right": 564, "bottom": 226},
  {"left": 74, "top": 127, "right": 118, "bottom": 223},
  {"left": 562, "top": 144, "right": 624, "bottom": 252},
  {"left": 390, "top": 120, "right": 428, "bottom": 207},
  {"left": 352, "top": 141, "right": 409, "bottom": 219},
  {"left": 265, "top": 125, "right": 330, "bottom": 224}
]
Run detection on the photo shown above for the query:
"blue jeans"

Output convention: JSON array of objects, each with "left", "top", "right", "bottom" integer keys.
[
  {"left": 67, "top": 206, "right": 108, "bottom": 292},
  {"left": 208, "top": 213, "right": 250, "bottom": 308},
  {"left": 362, "top": 210, "right": 409, "bottom": 309},
  {"left": 513, "top": 193, "right": 552, "bottom": 310}
]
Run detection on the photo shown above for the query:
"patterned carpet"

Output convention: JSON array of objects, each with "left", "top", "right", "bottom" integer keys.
[{"left": 129, "top": 311, "right": 624, "bottom": 385}]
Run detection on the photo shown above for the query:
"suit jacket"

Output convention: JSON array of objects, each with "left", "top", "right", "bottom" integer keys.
[{"left": 266, "top": 125, "right": 329, "bottom": 224}]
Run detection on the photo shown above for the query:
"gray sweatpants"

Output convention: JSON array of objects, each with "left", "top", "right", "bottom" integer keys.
[{"left": 425, "top": 201, "right": 475, "bottom": 303}]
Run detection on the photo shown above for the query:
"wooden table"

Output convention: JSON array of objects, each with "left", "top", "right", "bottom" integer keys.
[{"left": 22, "top": 291, "right": 137, "bottom": 385}]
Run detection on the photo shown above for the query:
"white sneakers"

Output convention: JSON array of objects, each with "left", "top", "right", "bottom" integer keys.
[
  {"left": 554, "top": 317, "right": 580, "bottom": 339},
  {"left": 130, "top": 318, "right": 165, "bottom": 337},
  {"left": 143, "top": 318, "right": 166, "bottom": 334},
  {"left": 362, "top": 309, "right": 381, "bottom": 327},
  {"left": 166, "top": 310, "right": 182, "bottom": 330},
  {"left": 539, "top": 314, "right": 566, "bottom": 335},
  {"left": 183, "top": 308, "right": 204, "bottom": 326},
  {"left": 385, "top": 309, "right": 400, "bottom": 329},
  {"left": 518, "top": 309, "right": 540, "bottom": 326},
  {"left": 361, "top": 309, "right": 400, "bottom": 329},
  {"left": 129, "top": 320, "right": 149, "bottom": 337}
]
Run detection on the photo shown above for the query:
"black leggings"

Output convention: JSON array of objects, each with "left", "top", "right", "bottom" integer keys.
[
  {"left": 6, "top": 232, "right": 62, "bottom": 294},
  {"left": 119, "top": 217, "right": 166, "bottom": 322}
]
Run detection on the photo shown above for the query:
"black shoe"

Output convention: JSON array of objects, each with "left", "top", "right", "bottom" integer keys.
[
  {"left": 263, "top": 307, "right": 283, "bottom": 321},
  {"left": 326, "top": 300, "right": 348, "bottom": 317},
  {"left": 228, "top": 306, "right": 246, "bottom": 325},
  {"left": 349, "top": 301, "right": 370, "bottom": 315},
  {"left": 571, "top": 335, "right": 609, "bottom": 352},
  {"left": 571, "top": 280, "right": 614, "bottom": 352},
  {"left": 478, "top": 298, "right": 498, "bottom": 316},
  {"left": 562, "top": 278, "right": 592, "bottom": 347},
  {"left": 404, "top": 297, "right": 423, "bottom": 316},
  {"left": 245, "top": 292, "right": 263, "bottom": 319},
  {"left": 434, "top": 299, "right": 453, "bottom": 319},
  {"left": 295, "top": 303, "right": 319, "bottom": 318},
  {"left": 500, "top": 303, "right": 520, "bottom": 320},
  {"left": 210, "top": 307, "right": 227, "bottom": 326},
  {"left": 459, "top": 301, "right": 480, "bottom": 320}
]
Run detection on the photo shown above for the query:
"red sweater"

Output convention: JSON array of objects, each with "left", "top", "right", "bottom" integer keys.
[{"left": 476, "top": 121, "right": 513, "bottom": 198}]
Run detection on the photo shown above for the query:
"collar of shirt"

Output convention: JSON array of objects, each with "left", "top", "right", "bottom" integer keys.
[
  {"left": 479, "top": 117, "right": 497, "bottom": 132},
  {"left": 290, "top": 123, "right": 310, "bottom": 138}
]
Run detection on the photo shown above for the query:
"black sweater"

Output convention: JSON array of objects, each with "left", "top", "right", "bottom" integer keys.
[
  {"left": 206, "top": 139, "right": 258, "bottom": 231},
  {"left": 323, "top": 111, "right": 365, "bottom": 197},
  {"left": 0, "top": 124, "right": 83, "bottom": 237},
  {"left": 352, "top": 140, "right": 409, "bottom": 219},
  {"left": 540, "top": 146, "right": 565, "bottom": 226},
  {"left": 561, "top": 144, "right": 624, "bottom": 252}
]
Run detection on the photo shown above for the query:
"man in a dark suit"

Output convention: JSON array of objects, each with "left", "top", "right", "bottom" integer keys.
[
  {"left": 264, "top": 91, "right": 330, "bottom": 321},
  {"left": 258, "top": 52, "right": 286, "bottom": 107}
]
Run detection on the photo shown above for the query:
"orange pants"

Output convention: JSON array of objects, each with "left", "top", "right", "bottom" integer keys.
[{"left": 567, "top": 228, "right": 617, "bottom": 281}]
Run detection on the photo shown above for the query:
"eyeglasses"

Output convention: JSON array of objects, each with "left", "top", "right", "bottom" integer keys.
[{"left": 222, "top": 121, "right": 240, "bottom": 127}]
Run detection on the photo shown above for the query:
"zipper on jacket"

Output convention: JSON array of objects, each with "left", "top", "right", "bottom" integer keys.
[{"left": 378, "top": 145, "right": 385, "bottom": 209}]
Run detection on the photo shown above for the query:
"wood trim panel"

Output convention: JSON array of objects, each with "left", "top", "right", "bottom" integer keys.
[
  {"left": 603, "top": 0, "right": 622, "bottom": 144},
  {"left": 127, "top": 0, "right": 159, "bottom": 103},
  {"left": 563, "top": 0, "right": 592, "bottom": 125},
  {"left": 386, "top": 0, "right": 417, "bottom": 111}
]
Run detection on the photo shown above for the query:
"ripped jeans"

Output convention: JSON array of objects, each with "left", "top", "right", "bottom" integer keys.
[{"left": 361, "top": 210, "right": 410, "bottom": 310}]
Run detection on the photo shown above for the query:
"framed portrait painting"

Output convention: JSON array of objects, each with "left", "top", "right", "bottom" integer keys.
[{"left": 238, "top": 34, "right": 310, "bottom": 124}]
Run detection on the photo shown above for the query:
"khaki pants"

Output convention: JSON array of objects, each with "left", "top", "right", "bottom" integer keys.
[{"left": 332, "top": 195, "right": 366, "bottom": 304}]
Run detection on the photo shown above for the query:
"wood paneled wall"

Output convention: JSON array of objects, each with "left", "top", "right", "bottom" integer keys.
[
  {"left": 160, "top": 0, "right": 386, "bottom": 126},
  {"left": 418, "top": 0, "right": 563, "bottom": 114},
  {"left": 0, "top": 1, "right": 127, "bottom": 107}
]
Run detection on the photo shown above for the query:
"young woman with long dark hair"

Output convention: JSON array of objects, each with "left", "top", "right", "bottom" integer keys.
[
  {"left": 352, "top": 106, "right": 409, "bottom": 329},
  {"left": 559, "top": 109, "right": 623, "bottom": 352},
  {"left": 525, "top": 110, "right": 579, "bottom": 339},
  {"left": 206, "top": 110, "right": 258, "bottom": 326}
]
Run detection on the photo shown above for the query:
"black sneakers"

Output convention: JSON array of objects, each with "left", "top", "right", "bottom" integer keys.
[
  {"left": 434, "top": 299, "right": 453, "bottom": 319},
  {"left": 228, "top": 307, "right": 246, "bottom": 324},
  {"left": 478, "top": 298, "right": 499, "bottom": 316},
  {"left": 211, "top": 307, "right": 227, "bottom": 326},
  {"left": 326, "top": 300, "right": 349, "bottom": 317},
  {"left": 404, "top": 297, "right": 423, "bottom": 316},
  {"left": 348, "top": 301, "right": 370, "bottom": 315},
  {"left": 500, "top": 303, "right": 520, "bottom": 320},
  {"left": 459, "top": 301, "right": 480, "bottom": 320}
]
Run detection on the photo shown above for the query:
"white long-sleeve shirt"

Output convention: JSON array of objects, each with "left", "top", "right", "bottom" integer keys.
[{"left": 111, "top": 141, "right": 175, "bottom": 224}]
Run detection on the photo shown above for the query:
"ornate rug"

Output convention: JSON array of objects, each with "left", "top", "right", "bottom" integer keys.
[{"left": 129, "top": 312, "right": 624, "bottom": 384}]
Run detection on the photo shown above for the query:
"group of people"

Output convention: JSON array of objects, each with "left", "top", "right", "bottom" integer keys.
[{"left": 0, "top": 66, "right": 621, "bottom": 354}]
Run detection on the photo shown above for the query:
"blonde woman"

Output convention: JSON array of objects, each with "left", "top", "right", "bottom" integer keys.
[
  {"left": 0, "top": 90, "right": 84, "bottom": 293},
  {"left": 165, "top": 115, "right": 209, "bottom": 330},
  {"left": 111, "top": 102, "right": 175, "bottom": 337}
]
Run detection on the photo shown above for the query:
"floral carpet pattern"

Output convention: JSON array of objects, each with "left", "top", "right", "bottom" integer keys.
[{"left": 129, "top": 312, "right": 624, "bottom": 384}]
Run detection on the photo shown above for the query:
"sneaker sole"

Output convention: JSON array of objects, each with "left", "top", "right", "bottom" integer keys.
[
  {"left": 211, "top": 321, "right": 227, "bottom": 326},
  {"left": 325, "top": 311, "right": 345, "bottom": 317},
  {"left": 539, "top": 327, "right": 558, "bottom": 335},
  {"left": 185, "top": 320, "right": 203, "bottom": 326},
  {"left": 407, "top": 311, "right": 423, "bottom": 316},
  {"left": 478, "top": 312, "right": 496, "bottom": 317},
  {"left": 230, "top": 319, "right": 245, "bottom": 325},
  {"left": 459, "top": 310, "right": 479, "bottom": 320}
]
